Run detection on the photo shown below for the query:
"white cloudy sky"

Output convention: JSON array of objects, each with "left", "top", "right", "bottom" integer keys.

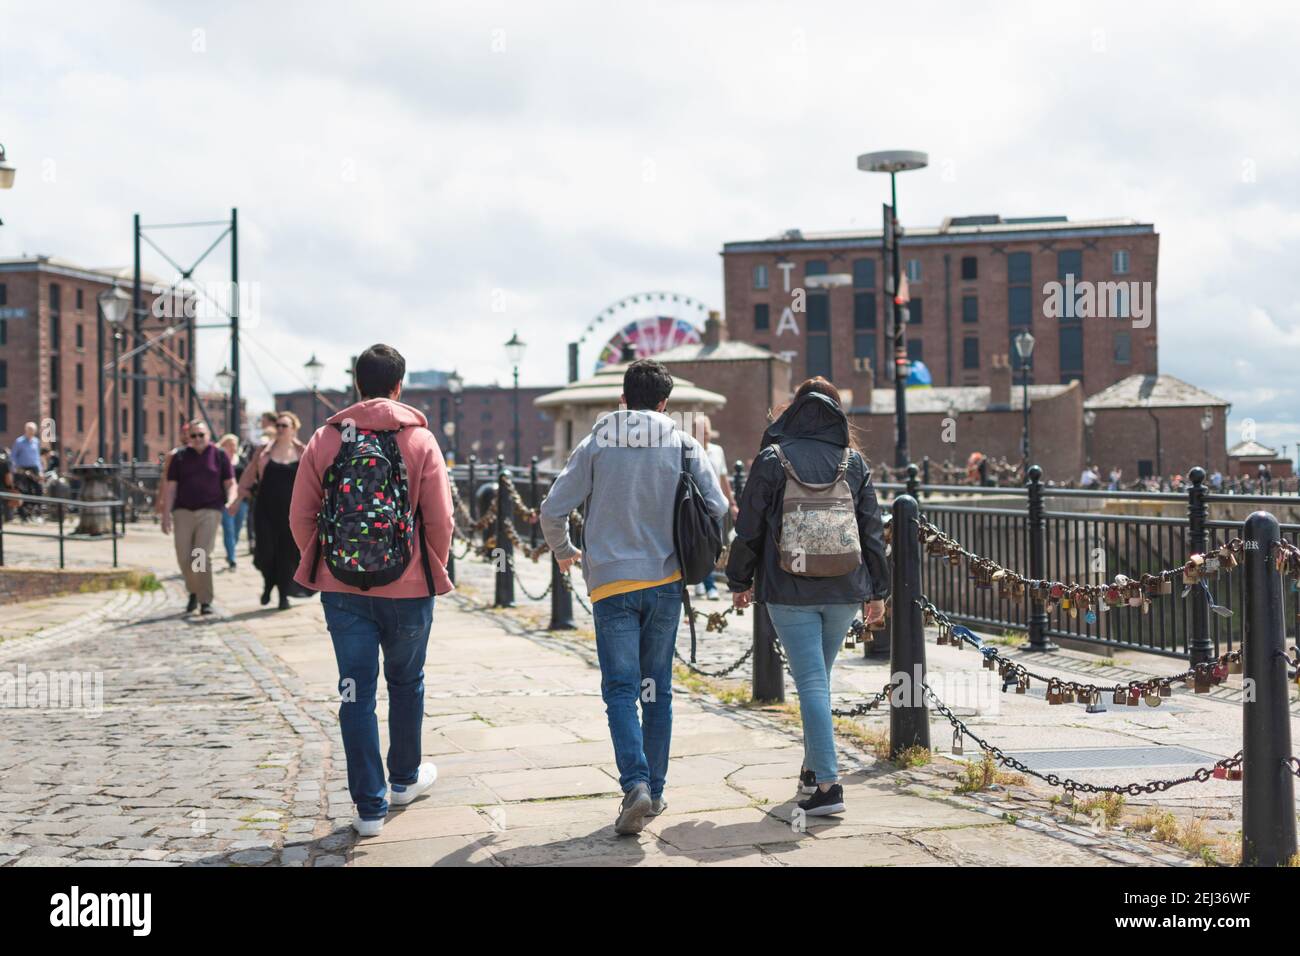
[{"left": 1, "top": 0, "right": 1298, "bottom": 457}]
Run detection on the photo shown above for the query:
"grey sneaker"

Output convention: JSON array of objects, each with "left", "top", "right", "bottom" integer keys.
[
  {"left": 614, "top": 782, "right": 652, "bottom": 835},
  {"left": 646, "top": 795, "right": 668, "bottom": 818}
]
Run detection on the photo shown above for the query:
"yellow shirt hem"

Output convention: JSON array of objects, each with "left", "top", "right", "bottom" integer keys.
[{"left": 590, "top": 571, "right": 683, "bottom": 604}]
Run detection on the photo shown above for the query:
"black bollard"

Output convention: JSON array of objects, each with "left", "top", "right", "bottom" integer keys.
[
  {"left": 1240, "top": 510, "right": 1297, "bottom": 866},
  {"left": 468, "top": 455, "right": 478, "bottom": 521},
  {"left": 493, "top": 466, "right": 514, "bottom": 608},
  {"left": 1186, "top": 467, "right": 1213, "bottom": 666},
  {"left": 906, "top": 462, "right": 920, "bottom": 501},
  {"left": 549, "top": 553, "right": 575, "bottom": 630},
  {"left": 889, "top": 494, "right": 929, "bottom": 755},
  {"left": 751, "top": 603, "right": 785, "bottom": 704},
  {"left": 1024, "top": 464, "right": 1057, "bottom": 651},
  {"left": 528, "top": 456, "right": 540, "bottom": 548}
]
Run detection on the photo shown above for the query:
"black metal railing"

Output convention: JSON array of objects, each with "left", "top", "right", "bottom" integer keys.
[{"left": 0, "top": 491, "right": 125, "bottom": 569}]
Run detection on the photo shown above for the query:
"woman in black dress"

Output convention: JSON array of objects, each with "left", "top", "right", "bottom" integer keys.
[{"left": 233, "top": 412, "right": 306, "bottom": 609}]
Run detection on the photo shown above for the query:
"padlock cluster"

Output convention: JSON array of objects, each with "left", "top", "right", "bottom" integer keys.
[
  {"left": 919, "top": 519, "right": 1246, "bottom": 623},
  {"left": 918, "top": 595, "right": 1243, "bottom": 709}
]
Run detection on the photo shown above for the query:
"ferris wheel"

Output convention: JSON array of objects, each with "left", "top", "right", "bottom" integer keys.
[{"left": 578, "top": 291, "right": 711, "bottom": 371}]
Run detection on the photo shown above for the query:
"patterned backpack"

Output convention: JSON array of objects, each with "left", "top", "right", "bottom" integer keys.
[
  {"left": 770, "top": 443, "right": 863, "bottom": 577},
  {"left": 309, "top": 425, "right": 434, "bottom": 592}
]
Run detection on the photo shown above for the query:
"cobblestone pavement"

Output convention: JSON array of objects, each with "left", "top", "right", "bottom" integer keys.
[{"left": 0, "top": 524, "right": 1281, "bottom": 866}]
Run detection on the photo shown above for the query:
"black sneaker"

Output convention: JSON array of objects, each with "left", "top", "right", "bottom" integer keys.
[
  {"left": 798, "top": 768, "right": 817, "bottom": 795},
  {"left": 200, "top": 603, "right": 214, "bottom": 616},
  {"left": 797, "top": 783, "right": 846, "bottom": 817},
  {"left": 185, "top": 593, "right": 199, "bottom": 614}
]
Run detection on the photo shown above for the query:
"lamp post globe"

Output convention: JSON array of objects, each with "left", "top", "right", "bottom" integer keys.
[
  {"left": 0, "top": 144, "right": 15, "bottom": 189},
  {"left": 304, "top": 353, "right": 324, "bottom": 432}
]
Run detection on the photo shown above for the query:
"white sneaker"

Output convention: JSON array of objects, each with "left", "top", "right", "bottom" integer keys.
[
  {"left": 352, "top": 814, "right": 384, "bottom": 837},
  {"left": 706, "top": 589, "right": 720, "bottom": 601},
  {"left": 693, "top": 584, "right": 706, "bottom": 598},
  {"left": 390, "top": 762, "right": 438, "bottom": 806}
]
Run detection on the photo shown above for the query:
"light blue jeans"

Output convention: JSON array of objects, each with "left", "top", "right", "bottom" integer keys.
[
  {"left": 221, "top": 499, "right": 248, "bottom": 564},
  {"left": 592, "top": 581, "right": 682, "bottom": 798},
  {"left": 766, "top": 602, "right": 861, "bottom": 785}
]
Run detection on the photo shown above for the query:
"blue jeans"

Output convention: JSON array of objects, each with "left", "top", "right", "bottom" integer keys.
[
  {"left": 592, "top": 581, "right": 682, "bottom": 798},
  {"left": 221, "top": 500, "right": 248, "bottom": 564},
  {"left": 766, "top": 603, "right": 860, "bottom": 785},
  {"left": 322, "top": 590, "right": 435, "bottom": 820}
]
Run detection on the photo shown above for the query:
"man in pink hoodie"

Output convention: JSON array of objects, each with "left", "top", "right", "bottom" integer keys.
[{"left": 289, "top": 343, "right": 454, "bottom": 837}]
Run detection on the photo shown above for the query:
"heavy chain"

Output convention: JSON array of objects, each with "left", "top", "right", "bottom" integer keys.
[
  {"left": 917, "top": 516, "right": 1246, "bottom": 620},
  {"left": 673, "top": 645, "right": 754, "bottom": 678},
  {"left": 923, "top": 680, "right": 1244, "bottom": 794}
]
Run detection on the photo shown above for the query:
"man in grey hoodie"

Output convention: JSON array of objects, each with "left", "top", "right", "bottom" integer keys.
[{"left": 540, "top": 360, "right": 727, "bottom": 835}]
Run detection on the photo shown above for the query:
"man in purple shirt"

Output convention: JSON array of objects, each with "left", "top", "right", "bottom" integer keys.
[{"left": 161, "top": 419, "right": 237, "bottom": 615}]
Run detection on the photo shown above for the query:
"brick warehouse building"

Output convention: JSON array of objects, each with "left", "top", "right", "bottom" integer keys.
[
  {"left": 721, "top": 215, "right": 1159, "bottom": 397},
  {"left": 0, "top": 256, "right": 190, "bottom": 466},
  {"left": 275, "top": 382, "right": 556, "bottom": 465}
]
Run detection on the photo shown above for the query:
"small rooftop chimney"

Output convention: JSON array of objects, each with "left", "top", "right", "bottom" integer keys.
[{"left": 702, "top": 310, "right": 728, "bottom": 347}]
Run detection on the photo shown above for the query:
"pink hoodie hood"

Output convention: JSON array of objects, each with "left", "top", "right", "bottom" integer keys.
[{"left": 326, "top": 398, "right": 428, "bottom": 432}]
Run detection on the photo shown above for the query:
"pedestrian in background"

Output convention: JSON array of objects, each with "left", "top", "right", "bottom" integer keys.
[
  {"left": 726, "top": 377, "right": 889, "bottom": 819},
  {"left": 218, "top": 434, "right": 248, "bottom": 570},
  {"left": 690, "top": 413, "right": 737, "bottom": 601},
  {"left": 235, "top": 411, "right": 306, "bottom": 609},
  {"left": 161, "top": 419, "right": 237, "bottom": 615}
]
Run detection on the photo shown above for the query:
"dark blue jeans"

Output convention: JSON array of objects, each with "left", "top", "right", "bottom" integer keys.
[
  {"left": 322, "top": 591, "right": 434, "bottom": 820},
  {"left": 592, "top": 581, "right": 682, "bottom": 798}
]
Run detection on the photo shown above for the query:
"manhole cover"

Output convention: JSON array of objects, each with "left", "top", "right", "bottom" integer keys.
[{"left": 1001, "top": 745, "right": 1221, "bottom": 772}]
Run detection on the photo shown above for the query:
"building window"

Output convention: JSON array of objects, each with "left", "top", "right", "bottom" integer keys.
[
  {"left": 50, "top": 356, "right": 59, "bottom": 392},
  {"left": 158, "top": 377, "right": 164, "bottom": 397},
  {"left": 754, "top": 303, "right": 769, "bottom": 331},
  {"left": 76, "top": 288, "right": 84, "bottom": 310},
  {"left": 50, "top": 282, "right": 61, "bottom": 312},
  {"left": 1114, "top": 331, "right": 1131, "bottom": 364},
  {"left": 853, "top": 292, "right": 875, "bottom": 330},
  {"left": 805, "top": 260, "right": 828, "bottom": 279},
  {"left": 1059, "top": 323, "right": 1084, "bottom": 376},
  {"left": 159, "top": 410, "right": 165, "bottom": 435},
  {"left": 962, "top": 336, "right": 980, "bottom": 369},
  {"left": 50, "top": 310, "right": 60, "bottom": 347},
  {"left": 179, "top": 339, "right": 186, "bottom": 359},
  {"left": 0, "top": 283, "right": 6, "bottom": 305},
  {"left": 1113, "top": 250, "right": 1130, "bottom": 274},
  {"left": 0, "top": 404, "right": 7, "bottom": 433},
  {"left": 76, "top": 363, "right": 84, "bottom": 392},
  {"left": 1008, "top": 286, "right": 1032, "bottom": 327},
  {"left": 1008, "top": 251, "right": 1031, "bottom": 283},
  {"left": 806, "top": 293, "right": 831, "bottom": 379},
  {"left": 76, "top": 324, "right": 84, "bottom": 348},
  {"left": 906, "top": 259, "right": 921, "bottom": 282},
  {"left": 1057, "top": 249, "right": 1083, "bottom": 283},
  {"left": 122, "top": 408, "right": 129, "bottom": 432},
  {"left": 907, "top": 297, "right": 922, "bottom": 324},
  {"left": 77, "top": 406, "right": 85, "bottom": 432},
  {"left": 0, "top": 319, "right": 6, "bottom": 345},
  {"left": 906, "top": 339, "right": 923, "bottom": 363},
  {"left": 852, "top": 258, "right": 876, "bottom": 288},
  {"left": 854, "top": 333, "right": 876, "bottom": 375},
  {"left": 960, "top": 256, "right": 978, "bottom": 281},
  {"left": 1137, "top": 459, "right": 1154, "bottom": 478},
  {"left": 753, "top": 264, "right": 768, "bottom": 290},
  {"left": 962, "top": 295, "right": 978, "bottom": 324},
  {"left": 0, "top": 361, "right": 6, "bottom": 388}
]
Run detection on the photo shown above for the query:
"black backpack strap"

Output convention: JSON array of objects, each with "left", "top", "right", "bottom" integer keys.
[
  {"left": 414, "top": 505, "right": 436, "bottom": 597},
  {"left": 682, "top": 580, "right": 697, "bottom": 662}
]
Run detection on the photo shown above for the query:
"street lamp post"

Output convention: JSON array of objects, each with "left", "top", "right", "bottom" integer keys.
[
  {"left": 97, "top": 286, "right": 131, "bottom": 464},
  {"left": 1083, "top": 409, "right": 1097, "bottom": 474},
  {"left": 504, "top": 333, "right": 526, "bottom": 467},
  {"left": 1014, "top": 330, "right": 1036, "bottom": 470},
  {"left": 214, "top": 365, "right": 234, "bottom": 438},
  {"left": 1201, "top": 408, "right": 1214, "bottom": 471},
  {"left": 448, "top": 370, "right": 464, "bottom": 464},
  {"left": 858, "top": 149, "right": 928, "bottom": 470},
  {"left": 304, "top": 353, "right": 324, "bottom": 433}
]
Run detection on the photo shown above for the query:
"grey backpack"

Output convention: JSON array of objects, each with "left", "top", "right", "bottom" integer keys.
[{"left": 771, "top": 444, "right": 863, "bottom": 577}]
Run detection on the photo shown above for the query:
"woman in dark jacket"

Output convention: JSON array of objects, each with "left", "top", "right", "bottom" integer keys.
[{"left": 726, "top": 378, "right": 889, "bottom": 817}]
